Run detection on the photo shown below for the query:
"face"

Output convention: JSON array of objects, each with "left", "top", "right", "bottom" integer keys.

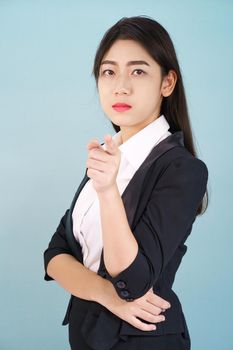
[{"left": 97, "top": 39, "right": 176, "bottom": 142}]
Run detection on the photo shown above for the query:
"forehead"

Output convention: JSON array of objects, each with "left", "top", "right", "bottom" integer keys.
[{"left": 102, "top": 39, "right": 154, "bottom": 63}]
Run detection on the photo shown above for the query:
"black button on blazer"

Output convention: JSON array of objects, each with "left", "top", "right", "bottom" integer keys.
[{"left": 43, "top": 131, "right": 208, "bottom": 350}]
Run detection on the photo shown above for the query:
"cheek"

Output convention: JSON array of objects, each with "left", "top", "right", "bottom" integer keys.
[
  {"left": 98, "top": 90, "right": 111, "bottom": 111},
  {"left": 135, "top": 82, "right": 161, "bottom": 113},
  {"left": 140, "top": 81, "right": 161, "bottom": 102},
  {"left": 144, "top": 78, "right": 160, "bottom": 90},
  {"left": 135, "top": 77, "right": 157, "bottom": 91},
  {"left": 98, "top": 82, "right": 111, "bottom": 98}
]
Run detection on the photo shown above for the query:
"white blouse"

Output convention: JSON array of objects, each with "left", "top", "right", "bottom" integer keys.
[{"left": 72, "top": 115, "right": 171, "bottom": 273}]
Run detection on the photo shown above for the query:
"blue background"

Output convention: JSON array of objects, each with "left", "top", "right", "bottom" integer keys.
[{"left": 0, "top": 1, "right": 232, "bottom": 349}]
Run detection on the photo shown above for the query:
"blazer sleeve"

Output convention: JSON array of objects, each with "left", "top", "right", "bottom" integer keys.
[
  {"left": 43, "top": 209, "right": 83, "bottom": 281},
  {"left": 104, "top": 157, "right": 208, "bottom": 300}
]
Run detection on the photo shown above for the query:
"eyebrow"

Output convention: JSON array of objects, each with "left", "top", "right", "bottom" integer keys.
[{"left": 100, "top": 60, "right": 150, "bottom": 67}]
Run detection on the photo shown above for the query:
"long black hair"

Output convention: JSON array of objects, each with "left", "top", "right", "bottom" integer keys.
[{"left": 92, "top": 15, "right": 208, "bottom": 215}]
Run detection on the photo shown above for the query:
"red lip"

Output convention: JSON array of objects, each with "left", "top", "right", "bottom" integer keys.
[
  {"left": 112, "top": 103, "right": 132, "bottom": 108},
  {"left": 112, "top": 102, "right": 132, "bottom": 112}
]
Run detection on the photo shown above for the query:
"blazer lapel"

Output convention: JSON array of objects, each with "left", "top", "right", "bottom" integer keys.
[
  {"left": 121, "top": 131, "right": 184, "bottom": 230},
  {"left": 65, "top": 131, "right": 184, "bottom": 264}
]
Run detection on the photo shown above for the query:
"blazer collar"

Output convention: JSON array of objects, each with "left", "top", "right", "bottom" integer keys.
[{"left": 65, "top": 131, "right": 184, "bottom": 261}]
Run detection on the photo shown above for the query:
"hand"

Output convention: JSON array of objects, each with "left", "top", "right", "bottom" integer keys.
[
  {"left": 86, "top": 134, "right": 121, "bottom": 193},
  {"left": 110, "top": 287, "right": 170, "bottom": 331},
  {"left": 101, "top": 283, "right": 171, "bottom": 332}
]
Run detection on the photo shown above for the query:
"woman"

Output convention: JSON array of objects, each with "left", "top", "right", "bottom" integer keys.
[{"left": 43, "top": 16, "right": 208, "bottom": 350}]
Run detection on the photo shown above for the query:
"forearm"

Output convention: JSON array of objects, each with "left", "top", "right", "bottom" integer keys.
[
  {"left": 46, "top": 253, "right": 118, "bottom": 307},
  {"left": 98, "top": 184, "right": 138, "bottom": 277}
]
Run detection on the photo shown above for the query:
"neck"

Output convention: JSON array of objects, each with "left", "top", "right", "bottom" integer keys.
[{"left": 120, "top": 114, "right": 160, "bottom": 143}]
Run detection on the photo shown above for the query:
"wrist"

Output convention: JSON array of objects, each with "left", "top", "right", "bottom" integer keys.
[
  {"left": 97, "top": 183, "right": 119, "bottom": 200},
  {"left": 92, "top": 276, "right": 116, "bottom": 309}
]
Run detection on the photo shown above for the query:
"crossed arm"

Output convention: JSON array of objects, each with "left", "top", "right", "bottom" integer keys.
[{"left": 45, "top": 228, "right": 170, "bottom": 331}]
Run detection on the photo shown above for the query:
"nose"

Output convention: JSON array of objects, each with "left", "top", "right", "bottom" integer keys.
[{"left": 113, "top": 75, "right": 131, "bottom": 95}]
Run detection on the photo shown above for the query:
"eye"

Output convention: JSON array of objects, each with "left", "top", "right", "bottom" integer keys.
[
  {"left": 132, "top": 69, "right": 145, "bottom": 76},
  {"left": 101, "top": 69, "right": 114, "bottom": 76}
]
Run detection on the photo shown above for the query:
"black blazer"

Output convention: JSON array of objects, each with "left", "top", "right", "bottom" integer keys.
[{"left": 43, "top": 131, "right": 208, "bottom": 350}]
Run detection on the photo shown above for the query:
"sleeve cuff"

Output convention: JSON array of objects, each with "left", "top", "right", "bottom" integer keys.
[{"left": 104, "top": 248, "right": 155, "bottom": 301}]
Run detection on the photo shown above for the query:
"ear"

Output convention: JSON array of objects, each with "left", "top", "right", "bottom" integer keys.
[{"left": 161, "top": 70, "right": 177, "bottom": 97}]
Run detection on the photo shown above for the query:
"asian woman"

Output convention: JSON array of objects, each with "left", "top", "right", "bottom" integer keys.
[{"left": 43, "top": 16, "right": 209, "bottom": 350}]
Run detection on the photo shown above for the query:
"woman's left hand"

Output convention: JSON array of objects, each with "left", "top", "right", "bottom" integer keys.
[{"left": 86, "top": 134, "right": 121, "bottom": 193}]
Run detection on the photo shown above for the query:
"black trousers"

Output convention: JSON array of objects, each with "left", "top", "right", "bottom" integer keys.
[{"left": 68, "top": 305, "right": 191, "bottom": 350}]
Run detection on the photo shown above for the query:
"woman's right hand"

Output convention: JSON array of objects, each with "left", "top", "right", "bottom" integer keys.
[{"left": 105, "top": 287, "right": 171, "bottom": 331}]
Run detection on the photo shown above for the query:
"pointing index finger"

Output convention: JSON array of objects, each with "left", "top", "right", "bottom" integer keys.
[{"left": 104, "top": 134, "right": 117, "bottom": 154}]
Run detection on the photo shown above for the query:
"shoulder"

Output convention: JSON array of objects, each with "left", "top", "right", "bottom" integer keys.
[
  {"left": 160, "top": 145, "right": 207, "bottom": 174},
  {"left": 155, "top": 146, "right": 209, "bottom": 190}
]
